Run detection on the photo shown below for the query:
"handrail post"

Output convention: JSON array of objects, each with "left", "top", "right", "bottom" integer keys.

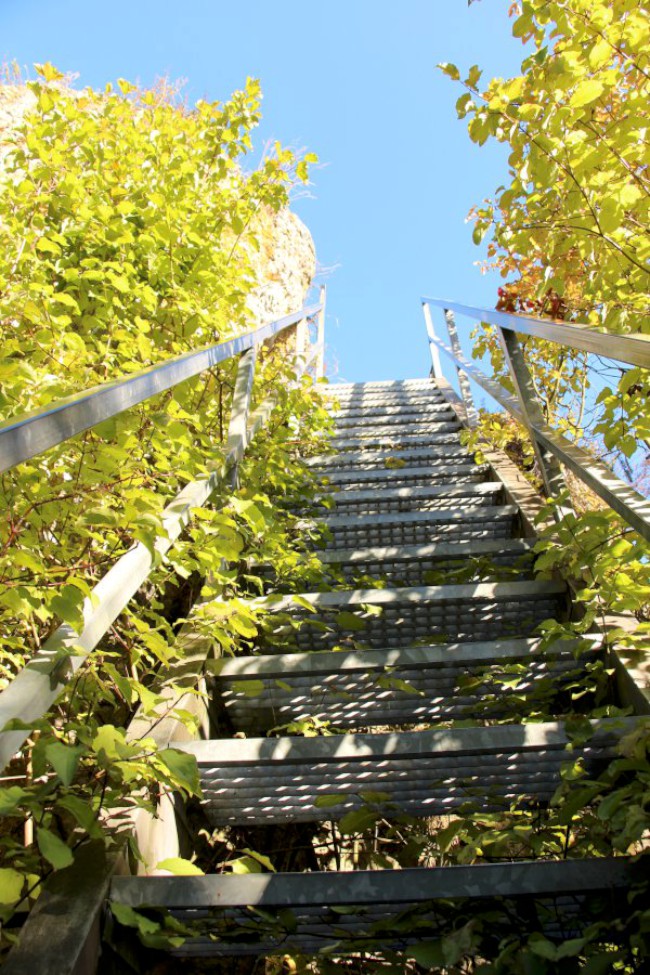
[
  {"left": 316, "top": 285, "right": 326, "bottom": 379},
  {"left": 422, "top": 300, "right": 443, "bottom": 380},
  {"left": 443, "top": 308, "right": 478, "bottom": 428},
  {"left": 226, "top": 346, "right": 257, "bottom": 490},
  {"left": 497, "top": 326, "right": 570, "bottom": 508},
  {"left": 296, "top": 313, "right": 309, "bottom": 360}
]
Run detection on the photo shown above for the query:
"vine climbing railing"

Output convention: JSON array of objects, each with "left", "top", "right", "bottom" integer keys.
[
  {"left": 0, "top": 293, "right": 326, "bottom": 771},
  {"left": 422, "top": 297, "right": 650, "bottom": 543}
]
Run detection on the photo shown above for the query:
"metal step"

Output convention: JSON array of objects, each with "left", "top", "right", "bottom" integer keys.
[
  {"left": 170, "top": 719, "right": 627, "bottom": 826},
  {"left": 324, "top": 381, "right": 442, "bottom": 400},
  {"left": 332, "top": 401, "right": 454, "bottom": 420},
  {"left": 318, "top": 537, "right": 536, "bottom": 586},
  {"left": 318, "top": 505, "right": 518, "bottom": 548},
  {"left": 324, "top": 379, "right": 437, "bottom": 392},
  {"left": 305, "top": 444, "right": 472, "bottom": 470},
  {"left": 326, "top": 422, "right": 463, "bottom": 450},
  {"left": 330, "top": 421, "right": 462, "bottom": 441},
  {"left": 251, "top": 580, "right": 567, "bottom": 651},
  {"left": 326, "top": 390, "right": 446, "bottom": 406},
  {"left": 318, "top": 462, "right": 490, "bottom": 490},
  {"left": 316, "top": 481, "right": 505, "bottom": 515},
  {"left": 110, "top": 858, "right": 639, "bottom": 957},
  {"left": 211, "top": 635, "right": 599, "bottom": 732},
  {"left": 333, "top": 406, "right": 456, "bottom": 429},
  {"left": 327, "top": 430, "right": 462, "bottom": 451},
  {"left": 330, "top": 398, "right": 447, "bottom": 414}
]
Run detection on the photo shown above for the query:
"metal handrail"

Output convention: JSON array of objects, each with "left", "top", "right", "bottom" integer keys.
[
  {"left": 0, "top": 303, "right": 322, "bottom": 474},
  {"left": 0, "top": 297, "right": 325, "bottom": 769},
  {"left": 422, "top": 298, "right": 650, "bottom": 543},
  {"left": 422, "top": 298, "right": 650, "bottom": 368}
]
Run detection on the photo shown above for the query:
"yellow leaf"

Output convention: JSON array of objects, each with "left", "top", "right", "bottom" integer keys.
[
  {"left": 117, "top": 78, "right": 137, "bottom": 95},
  {"left": 569, "top": 80, "right": 604, "bottom": 108},
  {"left": 34, "top": 62, "right": 64, "bottom": 82},
  {"left": 588, "top": 39, "right": 611, "bottom": 70},
  {"left": 503, "top": 76, "right": 525, "bottom": 100}
]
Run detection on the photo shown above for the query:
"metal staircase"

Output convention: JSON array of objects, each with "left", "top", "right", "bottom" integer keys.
[
  {"left": 2, "top": 298, "right": 648, "bottom": 974},
  {"left": 102, "top": 377, "right": 638, "bottom": 968}
]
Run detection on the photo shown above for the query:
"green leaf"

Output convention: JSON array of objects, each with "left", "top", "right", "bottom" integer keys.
[
  {"left": 230, "top": 679, "right": 265, "bottom": 698},
  {"left": 528, "top": 935, "right": 558, "bottom": 961},
  {"left": 230, "top": 613, "right": 257, "bottom": 639},
  {"left": 0, "top": 868, "right": 25, "bottom": 905},
  {"left": 0, "top": 787, "right": 27, "bottom": 816},
  {"left": 358, "top": 791, "right": 391, "bottom": 804},
  {"left": 377, "top": 676, "right": 423, "bottom": 696},
  {"left": 472, "top": 222, "right": 488, "bottom": 245},
  {"left": 37, "top": 827, "right": 74, "bottom": 869},
  {"left": 46, "top": 742, "right": 84, "bottom": 786},
  {"left": 93, "top": 725, "right": 132, "bottom": 762},
  {"left": 158, "top": 748, "right": 201, "bottom": 796},
  {"left": 338, "top": 807, "right": 379, "bottom": 835},
  {"left": 556, "top": 938, "right": 587, "bottom": 960},
  {"left": 314, "top": 793, "right": 348, "bottom": 809},
  {"left": 512, "top": 11, "right": 533, "bottom": 37},
  {"left": 583, "top": 953, "right": 619, "bottom": 975},
  {"left": 56, "top": 794, "right": 99, "bottom": 833},
  {"left": 438, "top": 62, "right": 460, "bottom": 81},
  {"left": 456, "top": 93, "right": 473, "bottom": 119},
  {"left": 156, "top": 857, "right": 204, "bottom": 876},
  {"left": 335, "top": 611, "right": 365, "bottom": 631},
  {"left": 240, "top": 848, "right": 276, "bottom": 872},
  {"left": 111, "top": 901, "right": 161, "bottom": 935},
  {"left": 49, "top": 584, "right": 85, "bottom": 630},
  {"left": 409, "top": 941, "right": 445, "bottom": 968},
  {"left": 230, "top": 855, "right": 263, "bottom": 874},
  {"left": 35, "top": 237, "right": 62, "bottom": 256}
]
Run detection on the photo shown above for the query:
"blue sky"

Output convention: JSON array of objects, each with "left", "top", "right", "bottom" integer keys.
[{"left": 2, "top": 1, "right": 529, "bottom": 388}]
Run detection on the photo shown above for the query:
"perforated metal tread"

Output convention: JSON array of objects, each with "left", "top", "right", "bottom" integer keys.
[
  {"left": 323, "top": 379, "right": 448, "bottom": 413},
  {"left": 330, "top": 401, "right": 455, "bottom": 420},
  {"left": 325, "top": 395, "right": 448, "bottom": 411},
  {"left": 313, "top": 481, "right": 504, "bottom": 516},
  {"left": 171, "top": 719, "right": 630, "bottom": 825},
  {"left": 325, "top": 383, "right": 445, "bottom": 397},
  {"left": 111, "top": 858, "right": 640, "bottom": 957},
  {"left": 318, "top": 536, "right": 535, "bottom": 566},
  {"left": 211, "top": 635, "right": 599, "bottom": 732},
  {"left": 333, "top": 407, "right": 456, "bottom": 430},
  {"left": 319, "top": 505, "right": 519, "bottom": 548},
  {"left": 330, "top": 421, "right": 462, "bottom": 441},
  {"left": 324, "top": 378, "right": 438, "bottom": 391},
  {"left": 317, "top": 537, "right": 536, "bottom": 586},
  {"left": 318, "top": 461, "right": 491, "bottom": 489},
  {"left": 305, "top": 444, "right": 474, "bottom": 470},
  {"left": 328, "top": 429, "right": 463, "bottom": 451},
  {"left": 241, "top": 580, "right": 567, "bottom": 651}
]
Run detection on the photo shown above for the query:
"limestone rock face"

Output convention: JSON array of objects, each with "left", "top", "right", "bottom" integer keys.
[
  {"left": 247, "top": 206, "right": 316, "bottom": 325},
  {"left": 0, "top": 86, "right": 35, "bottom": 167}
]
